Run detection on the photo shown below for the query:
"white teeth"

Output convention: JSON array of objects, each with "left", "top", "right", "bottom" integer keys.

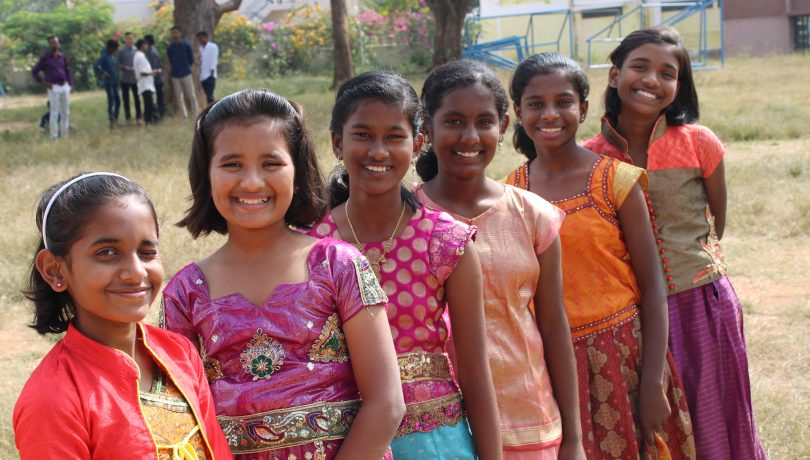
[
  {"left": 541, "top": 128, "right": 562, "bottom": 134},
  {"left": 237, "top": 197, "right": 269, "bottom": 205},
  {"left": 364, "top": 165, "right": 391, "bottom": 173},
  {"left": 636, "top": 89, "right": 657, "bottom": 100},
  {"left": 456, "top": 151, "right": 479, "bottom": 158}
]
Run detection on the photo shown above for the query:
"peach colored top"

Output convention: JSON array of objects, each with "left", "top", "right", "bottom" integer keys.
[{"left": 416, "top": 184, "right": 566, "bottom": 450}]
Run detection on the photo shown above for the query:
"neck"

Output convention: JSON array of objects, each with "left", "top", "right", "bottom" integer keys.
[
  {"left": 345, "top": 187, "right": 406, "bottom": 235},
  {"left": 434, "top": 169, "right": 489, "bottom": 204},
  {"left": 533, "top": 138, "right": 582, "bottom": 172},
  {"left": 74, "top": 316, "right": 139, "bottom": 358},
  {"left": 615, "top": 112, "right": 658, "bottom": 147},
  {"left": 224, "top": 221, "right": 296, "bottom": 258}
]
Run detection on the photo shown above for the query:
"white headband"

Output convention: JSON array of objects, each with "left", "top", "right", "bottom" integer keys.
[{"left": 41, "top": 172, "right": 129, "bottom": 251}]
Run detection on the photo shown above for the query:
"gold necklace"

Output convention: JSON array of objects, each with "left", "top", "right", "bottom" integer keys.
[{"left": 344, "top": 199, "right": 407, "bottom": 279}]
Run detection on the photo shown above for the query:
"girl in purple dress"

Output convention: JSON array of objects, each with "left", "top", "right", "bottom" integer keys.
[
  {"left": 309, "top": 72, "right": 501, "bottom": 459},
  {"left": 162, "top": 89, "right": 404, "bottom": 459}
]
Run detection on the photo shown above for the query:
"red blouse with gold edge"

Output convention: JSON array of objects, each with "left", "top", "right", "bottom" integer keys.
[
  {"left": 507, "top": 156, "right": 647, "bottom": 340},
  {"left": 582, "top": 116, "right": 727, "bottom": 294}
]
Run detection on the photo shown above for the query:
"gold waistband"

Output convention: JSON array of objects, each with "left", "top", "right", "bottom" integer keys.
[
  {"left": 397, "top": 392, "right": 464, "bottom": 437},
  {"left": 397, "top": 351, "right": 453, "bottom": 384},
  {"left": 218, "top": 399, "right": 359, "bottom": 453}
]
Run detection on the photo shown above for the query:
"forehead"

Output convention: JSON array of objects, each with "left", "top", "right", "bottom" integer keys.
[
  {"left": 437, "top": 83, "right": 498, "bottom": 114},
  {"left": 346, "top": 99, "right": 411, "bottom": 127},
  {"left": 212, "top": 120, "right": 293, "bottom": 158},
  {"left": 78, "top": 196, "right": 157, "bottom": 240},
  {"left": 523, "top": 71, "right": 578, "bottom": 95},
  {"left": 624, "top": 42, "right": 680, "bottom": 69}
]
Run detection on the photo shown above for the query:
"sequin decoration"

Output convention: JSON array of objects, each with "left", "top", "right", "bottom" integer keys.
[
  {"left": 308, "top": 314, "right": 349, "bottom": 363},
  {"left": 240, "top": 329, "right": 285, "bottom": 381},
  {"left": 352, "top": 256, "right": 387, "bottom": 306}
]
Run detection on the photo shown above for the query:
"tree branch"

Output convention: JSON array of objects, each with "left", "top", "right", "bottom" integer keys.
[{"left": 215, "top": 0, "right": 243, "bottom": 20}]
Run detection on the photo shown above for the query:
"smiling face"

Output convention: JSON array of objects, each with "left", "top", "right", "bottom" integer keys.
[
  {"left": 58, "top": 196, "right": 163, "bottom": 332},
  {"left": 333, "top": 99, "right": 420, "bottom": 199},
  {"left": 515, "top": 71, "right": 587, "bottom": 154},
  {"left": 429, "top": 83, "right": 507, "bottom": 180},
  {"left": 609, "top": 42, "right": 680, "bottom": 120},
  {"left": 209, "top": 120, "right": 296, "bottom": 233}
]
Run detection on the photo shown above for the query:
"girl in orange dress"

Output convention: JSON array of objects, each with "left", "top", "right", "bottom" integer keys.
[{"left": 505, "top": 53, "right": 694, "bottom": 459}]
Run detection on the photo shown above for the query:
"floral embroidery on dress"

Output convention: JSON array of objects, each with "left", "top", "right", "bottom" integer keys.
[
  {"left": 351, "top": 256, "right": 387, "bottom": 306},
  {"left": 240, "top": 329, "right": 285, "bottom": 381},
  {"left": 308, "top": 314, "right": 349, "bottom": 363},
  {"left": 692, "top": 207, "right": 727, "bottom": 285},
  {"left": 198, "top": 335, "right": 224, "bottom": 383}
]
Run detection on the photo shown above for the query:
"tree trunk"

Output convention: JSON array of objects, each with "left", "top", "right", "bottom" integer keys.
[
  {"left": 330, "top": 0, "right": 354, "bottom": 90},
  {"left": 425, "top": 0, "right": 472, "bottom": 67},
  {"left": 172, "top": 0, "right": 242, "bottom": 110}
]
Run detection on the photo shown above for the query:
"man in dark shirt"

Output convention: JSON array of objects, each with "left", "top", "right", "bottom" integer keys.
[
  {"left": 166, "top": 26, "right": 198, "bottom": 118},
  {"left": 31, "top": 35, "right": 71, "bottom": 140},
  {"left": 144, "top": 34, "right": 165, "bottom": 120},
  {"left": 117, "top": 32, "right": 142, "bottom": 124},
  {"left": 94, "top": 39, "right": 120, "bottom": 129}
]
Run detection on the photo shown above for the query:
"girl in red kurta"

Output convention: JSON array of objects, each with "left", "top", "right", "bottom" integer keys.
[{"left": 13, "top": 173, "right": 231, "bottom": 459}]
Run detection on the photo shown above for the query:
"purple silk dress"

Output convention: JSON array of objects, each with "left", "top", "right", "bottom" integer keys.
[{"left": 162, "top": 238, "right": 390, "bottom": 459}]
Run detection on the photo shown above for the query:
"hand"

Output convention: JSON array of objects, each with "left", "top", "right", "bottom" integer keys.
[
  {"left": 638, "top": 379, "right": 671, "bottom": 448},
  {"left": 558, "top": 437, "right": 586, "bottom": 460}
]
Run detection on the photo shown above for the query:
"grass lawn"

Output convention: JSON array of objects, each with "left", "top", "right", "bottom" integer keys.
[{"left": 1, "top": 54, "right": 808, "bottom": 459}]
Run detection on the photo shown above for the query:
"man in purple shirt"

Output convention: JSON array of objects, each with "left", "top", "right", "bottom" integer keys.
[{"left": 31, "top": 36, "right": 71, "bottom": 140}]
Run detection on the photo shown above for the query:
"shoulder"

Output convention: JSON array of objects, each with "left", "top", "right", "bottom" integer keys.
[
  {"left": 422, "top": 205, "right": 474, "bottom": 238},
  {"left": 163, "top": 263, "right": 204, "bottom": 299},
  {"left": 505, "top": 185, "right": 566, "bottom": 229},
  {"left": 14, "top": 342, "right": 80, "bottom": 421},
  {"left": 143, "top": 324, "right": 195, "bottom": 353},
  {"left": 581, "top": 133, "right": 609, "bottom": 150},
  {"left": 314, "top": 237, "right": 363, "bottom": 265}
]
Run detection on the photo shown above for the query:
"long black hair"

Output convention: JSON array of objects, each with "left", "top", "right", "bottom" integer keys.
[
  {"left": 604, "top": 26, "right": 699, "bottom": 126},
  {"left": 25, "top": 173, "right": 158, "bottom": 334},
  {"left": 179, "top": 88, "right": 327, "bottom": 236},
  {"left": 417, "top": 59, "right": 509, "bottom": 181},
  {"left": 510, "top": 52, "right": 590, "bottom": 160},
  {"left": 328, "top": 71, "right": 421, "bottom": 211}
]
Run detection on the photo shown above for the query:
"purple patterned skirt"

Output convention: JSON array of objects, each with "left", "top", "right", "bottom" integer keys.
[{"left": 667, "top": 276, "right": 767, "bottom": 460}]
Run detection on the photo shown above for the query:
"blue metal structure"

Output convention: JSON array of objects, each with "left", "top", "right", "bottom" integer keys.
[
  {"left": 463, "top": 9, "right": 574, "bottom": 69},
  {"left": 585, "top": 0, "right": 723, "bottom": 69}
]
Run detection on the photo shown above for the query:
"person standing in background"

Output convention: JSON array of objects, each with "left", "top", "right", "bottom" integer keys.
[
  {"left": 166, "top": 26, "right": 198, "bottom": 119},
  {"left": 31, "top": 35, "right": 71, "bottom": 140},
  {"left": 196, "top": 31, "right": 218, "bottom": 104},
  {"left": 117, "top": 32, "right": 142, "bottom": 125},
  {"left": 94, "top": 39, "right": 120, "bottom": 129},
  {"left": 144, "top": 35, "right": 165, "bottom": 120},
  {"left": 133, "top": 39, "right": 159, "bottom": 125}
]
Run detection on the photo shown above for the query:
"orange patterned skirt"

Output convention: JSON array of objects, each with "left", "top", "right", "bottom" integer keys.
[{"left": 575, "top": 312, "right": 696, "bottom": 459}]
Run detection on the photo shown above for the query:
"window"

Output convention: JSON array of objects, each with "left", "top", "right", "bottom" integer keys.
[{"left": 794, "top": 15, "right": 810, "bottom": 51}]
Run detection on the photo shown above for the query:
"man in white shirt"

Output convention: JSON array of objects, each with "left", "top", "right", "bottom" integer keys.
[
  {"left": 133, "top": 38, "right": 160, "bottom": 124},
  {"left": 197, "top": 31, "right": 218, "bottom": 104}
]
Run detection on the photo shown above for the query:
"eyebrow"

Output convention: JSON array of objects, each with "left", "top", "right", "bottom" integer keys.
[
  {"left": 440, "top": 110, "right": 498, "bottom": 117},
  {"left": 91, "top": 237, "right": 159, "bottom": 246},
  {"left": 217, "top": 151, "right": 287, "bottom": 162},
  {"left": 629, "top": 56, "right": 678, "bottom": 70},
  {"left": 349, "top": 122, "right": 409, "bottom": 131}
]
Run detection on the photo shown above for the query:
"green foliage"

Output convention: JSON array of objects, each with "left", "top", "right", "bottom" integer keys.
[
  {"left": 0, "top": 0, "right": 63, "bottom": 22},
  {"left": 1, "top": 0, "right": 115, "bottom": 90}
]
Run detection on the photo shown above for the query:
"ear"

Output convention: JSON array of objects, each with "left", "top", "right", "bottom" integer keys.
[
  {"left": 580, "top": 99, "right": 589, "bottom": 123},
  {"left": 331, "top": 132, "right": 343, "bottom": 160},
  {"left": 413, "top": 133, "right": 424, "bottom": 160},
  {"left": 608, "top": 66, "right": 620, "bottom": 88},
  {"left": 35, "top": 249, "right": 68, "bottom": 292},
  {"left": 500, "top": 113, "right": 510, "bottom": 136},
  {"left": 513, "top": 103, "right": 522, "bottom": 123}
]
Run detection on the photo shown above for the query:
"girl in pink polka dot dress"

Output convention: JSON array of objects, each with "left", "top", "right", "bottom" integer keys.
[{"left": 309, "top": 72, "right": 502, "bottom": 460}]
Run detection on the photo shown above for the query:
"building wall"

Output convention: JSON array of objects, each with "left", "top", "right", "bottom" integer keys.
[
  {"left": 109, "top": 0, "right": 154, "bottom": 22},
  {"left": 725, "top": 16, "right": 792, "bottom": 55}
]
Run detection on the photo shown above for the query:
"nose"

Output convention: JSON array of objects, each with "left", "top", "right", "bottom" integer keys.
[
  {"left": 641, "top": 70, "right": 660, "bottom": 87},
  {"left": 240, "top": 165, "right": 264, "bottom": 190},
  {"left": 120, "top": 252, "right": 148, "bottom": 282},
  {"left": 460, "top": 123, "right": 479, "bottom": 145},
  {"left": 368, "top": 138, "right": 388, "bottom": 160},
  {"left": 541, "top": 105, "right": 559, "bottom": 121}
]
